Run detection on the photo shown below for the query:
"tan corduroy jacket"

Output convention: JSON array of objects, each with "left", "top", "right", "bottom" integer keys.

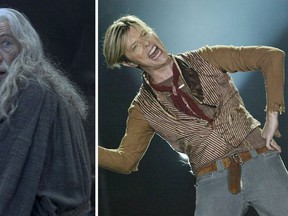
[{"left": 99, "top": 45, "right": 285, "bottom": 174}]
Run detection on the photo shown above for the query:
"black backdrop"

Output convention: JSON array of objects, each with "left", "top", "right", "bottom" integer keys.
[{"left": 0, "top": 0, "right": 95, "bottom": 212}]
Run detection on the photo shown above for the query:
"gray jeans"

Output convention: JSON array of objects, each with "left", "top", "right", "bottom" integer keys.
[{"left": 195, "top": 150, "right": 288, "bottom": 216}]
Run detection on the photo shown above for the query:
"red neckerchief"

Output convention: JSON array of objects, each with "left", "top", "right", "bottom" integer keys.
[{"left": 149, "top": 63, "right": 213, "bottom": 124}]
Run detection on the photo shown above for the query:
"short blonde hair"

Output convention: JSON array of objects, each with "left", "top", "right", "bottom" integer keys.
[{"left": 103, "top": 15, "right": 154, "bottom": 69}]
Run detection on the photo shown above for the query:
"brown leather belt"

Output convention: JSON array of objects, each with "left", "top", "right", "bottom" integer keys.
[{"left": 196, "top": 146, "right": 269, "bottom": 194}]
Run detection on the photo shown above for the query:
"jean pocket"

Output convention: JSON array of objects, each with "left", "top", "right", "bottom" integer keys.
[
  {"left": 196, "top": 171, "right": 218, "bottom": 186},
  {"left": 263, "top": 150, "right": 279, "bottom": 158}
]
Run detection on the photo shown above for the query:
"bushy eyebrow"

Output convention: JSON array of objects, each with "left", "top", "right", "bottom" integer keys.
[{"left": 0, "top": 33, "right": 13, "bottom": 38}]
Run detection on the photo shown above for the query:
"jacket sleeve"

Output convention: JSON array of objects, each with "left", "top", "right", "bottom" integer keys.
[
  {"left": 198, "top": 45, "right": 285, "bottom": 113},
  {"left": 98, "top": 102, "right": 155, "bottom": 174}
]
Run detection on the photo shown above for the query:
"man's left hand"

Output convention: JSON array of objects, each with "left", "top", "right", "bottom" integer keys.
[{"left": 262, "top": 111, "right": 282, "bottom": 152}]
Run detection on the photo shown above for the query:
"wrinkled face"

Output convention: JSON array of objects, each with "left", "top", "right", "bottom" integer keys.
[
  {"left": 0, "top": 21, "right": 21, "bottom": 80},
  {"left": 123, "top": 25, "right": 170, "bottom": 71}
]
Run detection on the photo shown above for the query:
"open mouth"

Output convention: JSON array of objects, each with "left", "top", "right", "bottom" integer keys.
[
  {"left": 149, "top": 45, "right": 162, "bottom": 60},
  {"left": 0, "top": 71, "right": 6, "bottom": 79}
]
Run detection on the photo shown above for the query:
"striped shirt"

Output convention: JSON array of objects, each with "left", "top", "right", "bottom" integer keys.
[{"left": 98, "top": 45, "right": 285, "bottom": 174}]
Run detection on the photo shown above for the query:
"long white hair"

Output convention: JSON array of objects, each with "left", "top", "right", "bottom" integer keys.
[{"left": 0, "top": 8, "right": 88, "bottom": 120}]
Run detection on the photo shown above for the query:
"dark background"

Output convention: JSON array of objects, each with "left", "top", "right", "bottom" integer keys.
[
  {"left": 0, "top": 0, "right": 96, "bottom": 212},
  {"left": 98, "top": 1, "right": 288, "bottom": 216}
]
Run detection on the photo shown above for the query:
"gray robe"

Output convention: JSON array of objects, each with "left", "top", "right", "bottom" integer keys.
[{"left": 0, "top": 80, "right": 92, "bottom": 215}]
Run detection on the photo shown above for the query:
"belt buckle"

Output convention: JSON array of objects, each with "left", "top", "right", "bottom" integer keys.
[{"left": 231, "top": 152, "right": 243, "bottom": 165}]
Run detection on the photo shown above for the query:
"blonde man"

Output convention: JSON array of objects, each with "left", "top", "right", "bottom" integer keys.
[{"left": 99, "top": 15, "right": 288, "bottom": 215}]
